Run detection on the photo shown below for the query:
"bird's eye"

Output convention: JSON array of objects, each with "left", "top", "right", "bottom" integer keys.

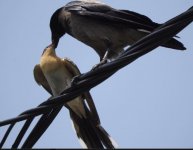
[{"left": 45, "top": 44, "right": 53, "bottom": 49}]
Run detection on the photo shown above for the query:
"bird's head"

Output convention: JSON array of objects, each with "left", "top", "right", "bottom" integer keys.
[
  {"left": 42, "top": 43, "right": 55, "bottom": 56},
  {"left": 50, "top": 7, "right": 66, "bottom": 49}
]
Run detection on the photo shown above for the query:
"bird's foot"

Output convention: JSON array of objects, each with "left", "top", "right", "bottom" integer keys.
[
  {"left": 71, "top": 75, "right": 80, "bottom": 86},
  {"left": 92, "top": 59, "right": 108, "bottom": 71}
]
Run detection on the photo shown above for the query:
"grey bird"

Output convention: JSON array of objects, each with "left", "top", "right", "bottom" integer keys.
[{"left": 50, "top": 0, "right": 186, "bottom": 63}]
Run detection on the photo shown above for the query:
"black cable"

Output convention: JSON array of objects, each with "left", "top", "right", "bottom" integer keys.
[
  {"left": 12, "top": 118, "right": 34, "bottom": 148},
  {"left": 21, "top": 8, "right": 193, "bottom": 148},
  {"left": 0, "top": 124, "right": 15, "bottom": 148},
  {"left": 0, "top": 6, "right": 192, "bottom": 148}
]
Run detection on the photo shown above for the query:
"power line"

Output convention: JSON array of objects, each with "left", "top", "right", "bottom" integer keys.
[{"left": 0, "top": 6, "right": 193, "bottom": 148}]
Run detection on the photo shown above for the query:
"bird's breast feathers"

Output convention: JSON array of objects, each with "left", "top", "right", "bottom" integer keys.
[{"left": 40, "top": 56, "right": 62, "bottom": 74}]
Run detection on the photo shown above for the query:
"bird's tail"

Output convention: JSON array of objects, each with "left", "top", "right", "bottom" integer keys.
[
  {"left": 161, "top": 37, "right": 186, "bottom": 50},
  {"left": 69, "top": 110, "right": 117, "bottom": 149}
]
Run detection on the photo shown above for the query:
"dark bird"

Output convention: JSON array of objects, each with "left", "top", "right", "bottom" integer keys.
[
  {"left": 50, "top": 0, "right": 186, "bottom": 63},
  {"left": 33, "top": 44, "right": 117, "bottom": 148}
]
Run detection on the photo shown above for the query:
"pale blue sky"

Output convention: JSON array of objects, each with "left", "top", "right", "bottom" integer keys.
[{"left": 0, "top": 0, "right": 193, "bottom": 148}]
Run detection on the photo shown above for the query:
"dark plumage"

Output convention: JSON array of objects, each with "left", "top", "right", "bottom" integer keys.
[{"left": 50, "top": 0, "right": 186, "bottom": 62}]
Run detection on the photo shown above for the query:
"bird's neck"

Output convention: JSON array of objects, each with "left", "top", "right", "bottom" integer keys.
[{"left": 42, "top": 47, "right": 56, "bottom": 57}]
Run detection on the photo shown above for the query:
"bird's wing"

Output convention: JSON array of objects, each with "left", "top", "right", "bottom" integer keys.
[
  {"left": 62, "top": 57, "right": 81, "bottom": 76},
  {"left": 33, "top": 64, "right": 53, "bottom": 95},
  {"left": 63, "top": 58, "right": 100, "bottom": 123},
  {"left": 65, "top": 1, "right": 160, "bottom": 31}
]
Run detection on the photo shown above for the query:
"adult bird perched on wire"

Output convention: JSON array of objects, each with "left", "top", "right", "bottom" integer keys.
[
  {"left": 33, "top": 44, "right": 117, "bottom": 149},
  {"left": 50, "top": 0, "right": 186, "bottom": 64}
]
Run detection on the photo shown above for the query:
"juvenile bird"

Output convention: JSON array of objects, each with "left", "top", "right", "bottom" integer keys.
[
  {"left": 50, "top": 0, "right": 186, "bottom": 63},
  {"left": 33, "top": 44, "right": 117, "bottom": 149}
]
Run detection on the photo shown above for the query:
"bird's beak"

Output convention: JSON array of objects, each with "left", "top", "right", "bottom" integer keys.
[{"left": 52, "top": 34, "right": 59, "bottom": 48}]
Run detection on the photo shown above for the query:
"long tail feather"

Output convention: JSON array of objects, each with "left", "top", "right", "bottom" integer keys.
[
  {"left": 162, "top": 37, "right": 186, "bottom": 50},
  {"left": 70, "top": 110, "right": 117, "bottom": 149}
]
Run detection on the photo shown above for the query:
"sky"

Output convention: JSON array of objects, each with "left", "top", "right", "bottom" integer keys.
[{"left": 0, "top": 0, "right": 193, "bottom": 148}]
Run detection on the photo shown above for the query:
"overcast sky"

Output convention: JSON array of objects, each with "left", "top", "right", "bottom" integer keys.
[{"left": 0, "top": 0, "right": 193, "bottom": 148}]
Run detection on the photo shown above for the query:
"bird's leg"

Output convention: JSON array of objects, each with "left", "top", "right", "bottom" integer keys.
[
  {"left": 102, "top": 48, "right": 110, "bottom": 62},
  {"left": 101, "top": 38, "right": 112, "bottom": 63},
  {"left": 71, "top": 75, "right": 81, "bottom": 86},
  {"left": 92, "top": 39, "right": 112, "bottom": 70},
  {"left": 92, "top": 50, "right": 110, "bottom": 70},
  {"left": 71, "top": 47, "right": 111, "bottom": 85}
]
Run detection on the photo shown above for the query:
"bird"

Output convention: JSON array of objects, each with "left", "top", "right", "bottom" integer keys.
[
  {"left": 50, "top": 0, "right": 186, "bottom": 64},
  {"left": 33, "top": 44, "right": 117, "bottom": 149}
]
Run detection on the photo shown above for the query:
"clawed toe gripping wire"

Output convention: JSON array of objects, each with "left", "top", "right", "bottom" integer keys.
[{"left": 0, "top": 6, "right": 193, "bottom": 148}]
